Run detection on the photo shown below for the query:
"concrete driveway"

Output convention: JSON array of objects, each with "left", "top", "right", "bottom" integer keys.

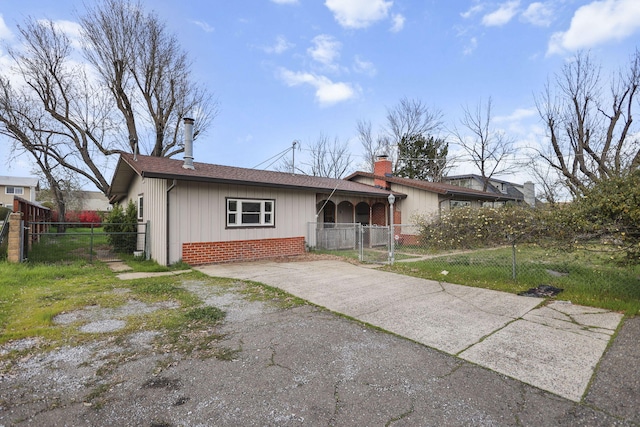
[{"left": 197, "top": 259, "right": 623, "bottom": 402}]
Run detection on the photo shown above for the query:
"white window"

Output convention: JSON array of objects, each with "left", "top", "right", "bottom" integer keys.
[
  {"left": 5, "top": 187, "right": 24, "bottom": 195},
  {"left": 137, "top": 195, "right": 144, "bottom": 221},
  {"left": 227, "top": 198, "right": 274, "bottom": 227}
]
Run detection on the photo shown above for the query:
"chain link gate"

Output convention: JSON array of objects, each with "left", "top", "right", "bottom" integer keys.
[
  {"left": 309, "top": 222, "right": 392, "bottom": 264},
  {"left": 27, "top": 222, "right": 149, "bottom": 263}
]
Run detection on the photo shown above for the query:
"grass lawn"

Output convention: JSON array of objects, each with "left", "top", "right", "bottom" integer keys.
[
  {"left": 28, "top": 226, "right": 111, "bottom": 263},
  {"left": 0, "top": 258, "right": 304, "bottom": 361},
  {"left": 386, "top": 244, "right": 640, "bottom": 315}
]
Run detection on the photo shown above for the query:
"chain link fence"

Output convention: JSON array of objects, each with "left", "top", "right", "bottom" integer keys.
[
  {"left": 309, "top": 221, "right": 640, "bottom": 312},
  {"left": 27, "top": 222, "right": 148, "bottom": 263}
]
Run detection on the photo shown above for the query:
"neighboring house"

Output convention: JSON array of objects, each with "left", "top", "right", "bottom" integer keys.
[
  {"left": 444, "top": 174, "right": 536, "bottom": 207},
  {"left": 37, "top": 190, "right": 111, "bottom": 212},
  {"left": 0, "top": 176, "right": 39, "bottom": 208},
  {"left": 107, "top": 120, "right": 398, "bottom": 266},
  {"left": 346, "top": 157, "right": 522, "bottom": 223},
  {"left": 80, "top": 191, "right": 111, "bottom": 212}
]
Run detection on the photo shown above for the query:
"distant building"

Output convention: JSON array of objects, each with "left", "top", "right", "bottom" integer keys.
[
  {"left": 443, "top": 174, "right": 536, "bottom": 207},
  {"left": 79, "top": 191, "right": 111, "bottom": 211},
  {"left": 36, "top": 190, "right": 111, "bottom": 212},
  {"left": 0, "top": 176, "right": 39, "bottom": 208}
]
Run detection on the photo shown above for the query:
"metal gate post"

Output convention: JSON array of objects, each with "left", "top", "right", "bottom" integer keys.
[
  {"left": 89, "top": 223, "right": 94, "bottom": 263},
  {"left": 388, "top": 194, "right": 395, "bottom": 265},
  {"left": 358, "top": 223, "right": 363, "bottom": 262},
  {"left": 19, "top": 220, "right": 25, "bottom": 263},
  {"left": 145, "top": 221, "right": 150, "bottom": 260}
]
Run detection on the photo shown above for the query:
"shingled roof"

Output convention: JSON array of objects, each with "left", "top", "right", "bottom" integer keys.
[
  {"left": 345, "top": 171, "right": 520, "bottom": 201},
  {"left": 109, "top": 153, "right": 403, "bottom": 202}
]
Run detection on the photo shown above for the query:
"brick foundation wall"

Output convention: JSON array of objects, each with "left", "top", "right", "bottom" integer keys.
[{"left": 182, "top": 236, "right": 306, "bottom": 265}]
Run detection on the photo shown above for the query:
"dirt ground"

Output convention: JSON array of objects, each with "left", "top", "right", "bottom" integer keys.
[{"left": 0, "top": 275, "right": 638, "bottom": 427}]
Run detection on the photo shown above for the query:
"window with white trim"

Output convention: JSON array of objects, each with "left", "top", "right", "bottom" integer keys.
[
  {"left": 227, "top": 198, "right": 274, "bottom": 227},
  {"left": 137, "top": 195, "right": 144, "bottom": 221},
  {"left": 5, "top": 187, "right": 24, "bottom": 195}
]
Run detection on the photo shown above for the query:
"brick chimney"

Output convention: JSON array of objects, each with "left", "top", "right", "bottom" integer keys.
[{"left": 374, "top": 155, "right": 392, "bottom": 189}]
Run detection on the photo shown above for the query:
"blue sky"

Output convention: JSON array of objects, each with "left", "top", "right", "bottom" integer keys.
[{"left": 1, "top": 0, "right": 639, "bottom": 188}]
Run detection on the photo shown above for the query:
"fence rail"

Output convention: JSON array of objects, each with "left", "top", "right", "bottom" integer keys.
[{"left": 27, "top": 222, "right": 148, "bottom": 263}]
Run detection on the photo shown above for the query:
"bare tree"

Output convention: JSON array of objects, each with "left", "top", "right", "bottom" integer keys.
[
  {"left": 356, "top": 119, "right": 389, "bottom": 171},
  {"left": 535, "top": 50, "right": 640, "bottom": 197},
  {"left": 80, "top": 0, "right": 216, "bottom": 157},
  {"left": 386, "top": 97, "right": 443, "bottom": 171},
  {"left": 0, "top": 77, "right": 71, "bottom": 229},
  {"left": 278, "top": 134, "right": 353, "bottom": 178},
  {"left": 356, "top": 98, "right": 443, "bottom": 172},
  {"left": 386, "top": 97, "right": 443, "bottom": 143},
  {"left": 1, "top": 19, "right": 116, "bottom": 194},
  {"left": 527, "top": 157, "right": 566, "bottom": 205},
  {"left": 0, "top": 0, "right": 217, "bottom": 203},
  {"left": 451, "top": 97, "right": 518, "bottom": 191}
]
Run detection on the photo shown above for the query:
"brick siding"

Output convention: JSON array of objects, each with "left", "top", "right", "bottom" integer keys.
[{"left": 182, "top": 236, "right": 306, "bottom": 265}]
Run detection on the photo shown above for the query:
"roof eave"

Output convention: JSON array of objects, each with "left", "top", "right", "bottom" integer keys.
[{"left": 139, "top": 171, "right": 397, "bottom": 198}]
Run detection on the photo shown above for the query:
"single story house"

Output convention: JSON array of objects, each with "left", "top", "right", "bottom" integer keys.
[
  {"left": 0, "top": 176, "right": 39, "bottom": 208},
  {"left": 346, "top": 156, "right": 523, "bottom": 224},
  {"left": 108, "top": 119, "right": 400, "bottom": 265}
]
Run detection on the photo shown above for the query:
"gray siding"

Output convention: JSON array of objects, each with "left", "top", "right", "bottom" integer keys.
[
  {"left": 168, "top": 181, "right": 316, "bottom": 264},
  {"left": 390, "top": 183, "right": 440, "bottom": 222},
  {"left": 144, "top": 178, "right": 168, "bottom": 265}
]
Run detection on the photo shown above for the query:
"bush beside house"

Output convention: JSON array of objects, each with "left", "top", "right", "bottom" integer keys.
[{"left": 103, "top": 200, "right": 138, "bottom": 253}]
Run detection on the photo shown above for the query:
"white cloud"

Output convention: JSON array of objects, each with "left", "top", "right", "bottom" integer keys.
[
  {"left": 264, "top": 35, "right": 294, "bottom": 54},
  {"left": 482, "top": 1, "right": 520, "bottom": 27},
  {"left": 353, "top": 55, "right": 376, "bottom": 76},
  {"left": 279, "top": 68, "right": 357, "bottom": 105},
  {"left": 521, "top": 2, "right": 554, "bottom": 27},
  {"left": 494, "top": 107, "right": 537, "bottom": 123},
  {"left": 308, "top": 34, "right": 341, "bottom": 66},
  {"left": 0, "top": 15, "right": 13, "bottom": 40},
  {"left": 463, "top": 37, "right": 478, "bottom": 55},
  {"left": 461, "top": 4, "right": 484, "bottom": 19},
  {"left": 325, "top": 0, "right": 393, "bottom": 29},
  {"left": 390, "top": 14, "right": 405, "bottom": 32},
  {"left": 46, "top": 20, "right": 83, "bottom": 49},
  {"left": 548, "top": 0, "right": 640, "bottom": 55},
  {"left": 192, "top": 21, "right": 215, "bottom": 33}
]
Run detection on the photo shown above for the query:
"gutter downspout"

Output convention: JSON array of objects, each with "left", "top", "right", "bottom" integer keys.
[{"left": 166, "top": 179, "right": 177, "bottom": 266}]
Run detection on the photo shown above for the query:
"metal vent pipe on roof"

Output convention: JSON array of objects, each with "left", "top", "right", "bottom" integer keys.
[{"left": 183, "top": 117, "right": 195, "bottom": 170}]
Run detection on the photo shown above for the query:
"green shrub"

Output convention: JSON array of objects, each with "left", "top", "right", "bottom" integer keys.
[
  {"left": 415, "top": 204, "right": 563, "bottom": 250},
  {"left": 0, "top": 206, "right": 11, "bottom": 221},
  {"left": 569, "top": 170, "right": 640, "bottom": 263},
  {"left": 103, "top": 200, "right": 137, "bottom": 253}
]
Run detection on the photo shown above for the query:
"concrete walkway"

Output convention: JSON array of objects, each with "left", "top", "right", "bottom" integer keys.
[{"left": 197, "top": 259, "right": 623, "bottom": 402}]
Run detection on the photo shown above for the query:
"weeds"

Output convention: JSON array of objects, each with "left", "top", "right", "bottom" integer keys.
[{"left": 240, "top": 280, "right": 307, "bottom": 309}]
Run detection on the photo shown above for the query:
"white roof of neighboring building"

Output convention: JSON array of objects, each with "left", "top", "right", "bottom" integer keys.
[{"left": 0, "top": 176, "right": 39, "bottom": 188}]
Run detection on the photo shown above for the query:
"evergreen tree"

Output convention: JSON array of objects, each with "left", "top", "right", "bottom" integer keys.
[{"left": 395, "top": 134, "right": 449, "bottom": 181}]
